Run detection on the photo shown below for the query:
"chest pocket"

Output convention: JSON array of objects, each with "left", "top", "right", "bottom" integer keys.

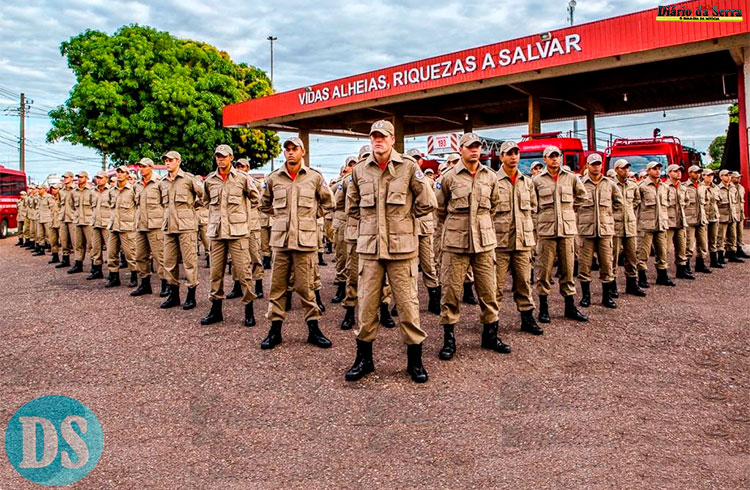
[
  {"left": 360, "top": 181, "right": 375, "bottom": 208},
  {"left": 498, "top": 188, "right": 512, "bottom": 212},
  {"left": 273, "top": 187, "right": 288, "bottom": 209},
  {"left": 560, "top": 186, "right": 574, "bottom": 203},
  {"left": 518, "top": 188, "right": 532, "bottom": 211},
  {"left": 386, "top": 179, "right": 407, "bottom": 206},
  {"left": 449, "top": 185, "right": 470, "bottom": 212},
  {"left": 298, "top": 187, "right": 315, "bottom": 208},
  {"left": 538, "top": 186, "right": 554, "bottom": 207},
  {"left": 478, "top": 183, "right": 492, "bottom": 209}
]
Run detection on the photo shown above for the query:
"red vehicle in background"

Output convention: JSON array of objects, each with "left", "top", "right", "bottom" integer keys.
[
  {"left": 604, "top": 136, "right": 696, "bottom": 181},
  {"left": 0, "top": 165, "right": 27, "bottom": 238},
  {"left": 106, "top": 164, "right": 169, "bottom": 179},
  {"left": 518, "top": 132, "right": 585, "bottom": 174}
]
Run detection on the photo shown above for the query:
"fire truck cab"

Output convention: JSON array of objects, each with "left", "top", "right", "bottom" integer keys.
[
  {"left": 605, "top": 136, "right": 695, "bottom": 181},
  {"left": 518, "top": 132, "right": 585, "bottom": 174}
]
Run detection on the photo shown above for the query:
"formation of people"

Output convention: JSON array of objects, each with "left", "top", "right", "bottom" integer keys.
[{"left": 13, "top": 120, "right": 749, "bottom": 384}]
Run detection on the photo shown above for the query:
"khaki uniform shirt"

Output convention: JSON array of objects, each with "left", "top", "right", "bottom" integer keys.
[
  {"left": 733, "top": 183, "right": 745, "bottom": 220},
  {"left": 664, "top": 180, "right": 687, "bottom": 229},
  {"left": 108, "top": 183, "right": 137, "bottom": 232},
  {"left": 578, "top": 176, "right": 622, "bottom": 238},
  {"left": 704, "top": 183, "right": 720, "bottom": 223},
  {"left": 533, "top": 168, "right": 587, "bottom": 238},
  {"left": 417, "top": 180, "right": 437, "bottom": 237},
  {"left": 60, "top": 186, "right": 76, "bottom": 223},
  {"left": 92, "top": 186, "right": 111, "bottom": 229},
  {"left": 332, "top": 177, "right": 348, "bottom": 230},
  {"left": 17, "top": 197, "right": 26, "bottom": 221},
  {"left": 73, "top": 185, "right": 94, "bottom": 225},
  {"left": 493, "top": 166, "right": 536, "bottom": 251},
  {"left": 259, "top": 163, "right": 333, "bottom": 252},
  {"left": 716, "top": 182, "right": 739, "bottom": 223},
  {"left": 27, "top": 195, "right": 39, "bottom": 220},
  {"left": 339, "top": 174, "right": 359, "bottom": 244},
  {"left": 203, "top": 168, "right": 259, "bottom": 240},
  {"left": 37, "top": 194, "right": 57, "bottom": 224},
  {"left": 136, "top": 175, "right": 164, "bottom": 231},
  {"left": 246, "top": 175, "right": 262, "bottom": 233},
  {"left": 160, "top": 170, "right": 203, "bottom": 234},
  {"left": 347, "top": 152, "right": 435, "bottom": 260},
  {"left": 614, "top": 177, "right": 640, "bottom": 238},
  {"left": 683, "top": 181, "right": 708, "bottom": 226},
  {"left": 637, "top": 179, "right": 670, "bottom": 232}
]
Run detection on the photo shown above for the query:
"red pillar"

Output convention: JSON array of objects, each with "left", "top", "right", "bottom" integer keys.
[
  {"left": 586, "top": 111, "right": 596, "bottom": 152},
  {"left": 739, "top": 64, "right": 749, "bottom": 220}
]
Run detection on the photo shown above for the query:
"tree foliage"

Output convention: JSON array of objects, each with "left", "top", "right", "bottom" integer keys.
[
  {"left": 708, "top": 135, "right": 725, "bottom": 166},
  {"left": 47, "top": 25, "right": 280, "bottom": 174}
]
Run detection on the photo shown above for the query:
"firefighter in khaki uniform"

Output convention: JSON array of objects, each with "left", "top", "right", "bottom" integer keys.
[
  {"left": 21, "top": 190, "right": 33, "bottom": 246},
  {"left": 131, "top": 158, "right": 169, "bottom": 298},
  {"left": 345, "top": 120, "right": 434, "bottom": 384},
  {"left": 716, "top": 169, "right": 743, "bottom": 263},
  {"left": 105, "top": 166, "right": 138, "bottom": 287},
  {"left": 533, "top": 145, "right": 589, "bottom": 324},
  {"left": 69, "top": 171, "right": 95, "bottom": 274},
  {"left": 48, "top": 185, "right": 63, "bottom": 263},
  {"left": 24, "top": 186, "right": 38, "bottom": 251},
  {"left": 436, "top": 133, "right": 510, "bottom": 362},
  {"left": 258, "top": 137, "right": 333, "bottom": 350},
  {"left": 636, "top": 162, "right": 674, "bottom": 288},
  {"left": 32, "top": 187, "right": 49, "bottom": 256},
  {"left": 331, "top": 159, "right": 355, "bottom": 304},
  {"left": 703, "top": 169, "right": 723, "bottom": 268},
  {"left": 34, "top": 186, "right": 56, "bottom": 257},
  {"left": 196, "top": 181, "right": 210, "bottom": 268},
  {"left": 15, "top": 191, "right": 26, "bottom": 247},
  {"left": 159, "top": 150, "right": 204, "bottom": 310},
  {"left": 612, "top": 159, "right": 646, "bottom": 297},
  {"left": 259, "top": 200, "right": 272, "bottom": 270},
  {"left": 493, "top": 141, "right": 542, "bottom": 335},
  {"left": 58, "top": 172, "right": 77, "bottom": 269},
  {"left": 577, "top": 154, "right": 623, "bottom": 309},
  {"left": 684, "top": 165, "right": 712, "bottom": 274},
  {"left": 87, "top": 171, "right": 110, "bottom": 280},
  {"left": 200, "top": 145, "right": 259, "bottom": 327},
  {"left": 730, "top": 172, "right": 748, "bottom": 258},
  {"left": 664, "top": 164, "right": 695, "bottom": 279}
]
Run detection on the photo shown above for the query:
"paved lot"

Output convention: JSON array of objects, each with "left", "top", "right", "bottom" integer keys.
[{"left": 0, "top": 238, "right": 749, "bottom": 489}]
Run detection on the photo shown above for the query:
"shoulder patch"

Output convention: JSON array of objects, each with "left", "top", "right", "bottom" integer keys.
[
  {"left": 435, "top": 181, "right": 442, "bottom": 190},
  {"left": 263, "top": 181, "right": 268, "bottom": 189},
  {"left": 415, "top": 169, "right": 425, "bottom": 180},
  {"left": 337, "top": 183, "right": 343, "bottom": 191}
]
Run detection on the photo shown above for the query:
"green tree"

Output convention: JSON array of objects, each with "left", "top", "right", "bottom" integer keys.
[
  {"left": 47, "top": 25, "right": 280, "bottom": 173},
  {"left": 707, "top": 135, "right": 725, "bottom": 169}
]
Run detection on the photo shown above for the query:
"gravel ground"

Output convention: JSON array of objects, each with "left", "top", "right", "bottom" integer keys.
[{"left": 0, "top": 239, "right": 749, "bottom": 489}]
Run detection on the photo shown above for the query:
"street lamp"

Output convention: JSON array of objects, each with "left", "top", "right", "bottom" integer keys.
[
  {"left": 567, "top": 0, "right": 577, "bottom": 26},
  {"left": 267, "top": 36, "right": 277, "bottom": 87}
]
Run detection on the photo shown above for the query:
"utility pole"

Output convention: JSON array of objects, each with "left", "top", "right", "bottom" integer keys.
[
  {"left": 267, "top": 35, "right": 278, "bottom": 171},
  {"left": 102, "top": 153, "right": 107, "bottom": 171},
  {"left": 19, "top": 93, "right": 25, "bottom": 173},
  {"left": 568, "top": 1, "right": 578, "bottom": 139}
]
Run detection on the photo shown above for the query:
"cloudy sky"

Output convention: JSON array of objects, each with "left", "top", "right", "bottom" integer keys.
[{"left": 0, "top": 0, "right": 736, "bottom": 182}]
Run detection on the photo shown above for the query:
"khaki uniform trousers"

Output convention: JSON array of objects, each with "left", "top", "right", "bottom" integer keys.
[
  {"left": 325, "top": 218, "right": 334, "bottom": 244},
  {"left": 495, "top": 249, "right": 535, "bottom": 312},
  {"left": 267, "top": 251, "right": 318, "bottom": 322},
  {"left": 91, "top": 227, "right": 107, "bottom": 265},
  {"left": 197, "top": 225, "right": 209, "bottom": 255},
  {"left": 21, "top": 220, "right": 30, "bottom": 239},
  {"left": 717, "top": 222, "right": 736, "bottom": 252},
  {"left": 356, "top": 257, "right": 426, "bottom": 345},
  {"left": 732, "top": 221, "right": 744, "bottom": 249},
  {"left": 260, "top": 225, "right": 272, "bottom": 258},
  {"left": 35, "top": 221, "right": 46, "bottom": 245},
  {"left": 637, "top": 231, "right": 668, "bottom": 271},
  {"left": 107, "top": 230, "right": 136, "bottom": 273},
  {"left": 344, "top": 243, "right": 392, "bottom": 308},
  {"left": 47, "top": 225, "right": 60, "bottom": 254},
  {"left": 231, "top": 233, "right": 264, "bottom": 282},
  {"left": 135, "top": 229, "right": 165, "bottom": 279},
  {"left": 613, "top": 236, "right": 638, "bottom": 279},
  {"left": 666, "top": 227, "right": 687, "bottom": 265},
  {"left": 209, "top": 238, "right": 253, "bottom": 303},
  {"left": 60, "top": 222, "right": 76, "bottom": 256},
  {"left": 536, "top": 237, "right": 577, "bottom": 297},
  {"left": 74, "top": 225, "right": 93, "bottom": 262},
  {"left": 579, "top": 236, "right": 615, "bottom": 283},
  {"left": 334, "top": 225, "right": 348, "bottom": 284},
  {"left": 707, "top": 222, "right": 719, "bottom": 252},
  {"left": 686, "top": 224, "right": 708, "bottom": 261},
  {"left": 164, "top": 232, "right": 199, "bottom": 287},
  {"left": 418, "top": 234, "right": 439, "bottom": 288},
  {"left": 440, "top": 250, "right": 498, "bottom": 325},
  {"left": 25, "top": 220, "right": 35, "bottom": 241}
]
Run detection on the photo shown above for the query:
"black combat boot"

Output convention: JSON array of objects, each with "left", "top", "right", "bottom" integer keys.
[
  {"left": 438, "top": 324, "right": 456, "bottom": 360},
  {"left": 285, "top": 290, "right": 293, "bottom": 311},
  {"left": 130, "top": 276, "right": 152, "bottom": 296},
  {"left": 345, "top": 339, "right": 374, "bottom": 381},
  {"left": 655, "top": 268, "right": 675, "bottom": 286},
  {"left": 676, "top": 264, "right": 695, "bottom": 280},
  {"left": 695, "top": 257, "right": 712, "bottom": 274},
  {"left": 255, "top": 279, "right": 264, "bottom": 299},
  {"left": 227, "top": 262, "right": 232, "bottom": 275},
  {"left": 710, "top": 251, "right": 722, "bottom": 268},
  {"left": 718, "top": 250, "right": 727, "bottom": 265},
  {"left": 159, "top": 279, "right": 170, "bottom": 297},
  {"left": 564, "top": 295, "right": 588, "bottom": 322},
  {"left": 391, "top": 305, "right": 398, "bottom": 317},
  {"left": 625, "top": 276, "right": 646, "bottom": 297},
  {"left": 326, "top": 241, "right": 333, "bottom": 254},
  {"left": 737, "top": 246, "right": 750, "bottom": 259},
  {"left": 610, "top": 279, "right": 619, "bottom": 298},
  {"left": 379, "top": 303, "right": 395, "bottom": 328},
  {"left": 263, "top": 256, "right": 272, "bottom": 270},
  {"left": 538, "top": 295, "right": 550, "bottom": 324},
  {"left": 579, "top": 281, "right": 591, "bottom": 307},
  {"left": 520, "top": 310, "right": 543, "bottom": 335},
  {"left": 406, "top": 343, "right": 428, "bottom": 383},
  {"left": 244, "top": 301, "right": 255, "bottom": 327},
  {"left": 67, "top": 260, "right": 83, "bottom": 274},
  {"left": 32, "top": 244, "right": 45, "bottom": 256},
  {"left": 104, "top": 271, "right": 120, "bottom": 288},
  {"left": 727, "top": 249, "right": 745, "bottom": 263},
  {"left": 481, "top": 322, "right": 512, "bottom": 353},
  {"left": 204, "top": 254, "right": 210, "bottom": 268},
  {"left": 160, "top": 285, "right": 181, "bottom": 309},
  {"left": 318, "top": 252, "right": 327, "bottom": 266},
  {"left": 127, "top": 271, "right": 137, "bottom": 287},
  {"left": 530, "top": 268, "right": 535, "bottom": 285},
  {"left": 48, "top": 253, "right": 60, "bottom": 264},
  {"left": 307, "top": 320, "right": 332, "bottom": 348},
  {"left": 16, "top": 236, "right": 23, "bottom": 246},
  {"left": 315, "top": 290, "right": 326, "bottom": 313},
  {"left": 24, "top": 240, "right": 35, "bottom": 249},
  {"left": 427, "top": 286, "right": 441, "bottom": 315},
  {"left": 182, "top": 286, "right": 197, "bottom": 310},
  {"left": 56, "top": 255, "right": 70, "bottom": 269},
  {"left": 462, "top": 282, "right": 477, "bottom": 305},
  {"left": 226, "top": 280, "right": 243, "bottom": 300},
  {"left": 602, "top": 282, "right": 617, "bottom": 309},
  {"left": 331, "top": 282, "right": 346, "bottom": 303},
  {"left": 86, "top": 263, "right": 102, "bottom": 280},
  {"left": 200, "top": 299, "right": 223, "bottom": 325},
  {"left": 340, "top": 306, "right": 355, "bottom": 330},
  {"left": 119, "top": 251, "right": 127, "bottom": 269},
  {"left": 260, "top": 320, "right": 282, "bottom": 349},
  {"left": 637, "top": 269, "right": 650, "bottom": 288}
]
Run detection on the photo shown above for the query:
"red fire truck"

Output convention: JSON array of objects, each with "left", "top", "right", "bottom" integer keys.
[
  {"left": 604, "top": 136, "right": 698, "bottom": 181},
  {"left": 0, "top": 165, "right": 27, "bottom": 239},
  {"left": 518, "top": 132, "right": 585, "bottom": 174}
]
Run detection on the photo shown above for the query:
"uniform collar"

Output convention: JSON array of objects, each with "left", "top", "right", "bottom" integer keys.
[
  {"left": 497, "top": 165, "right": 525, "bottom": 181},
  {"left": 538, "top": 167, "right": 567, "bottom": 178},
  {"left": 454, "top": 159, "right": 488, "bottom": 176},
  {"left": 366, "top": 150, "right": 404, "bottom": 176},
  {"left": 582, "top": 175, "right": 604, "bottom": 185},
  {"left": 281, "top": 162, "right": 308, "bottom": 180}
]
